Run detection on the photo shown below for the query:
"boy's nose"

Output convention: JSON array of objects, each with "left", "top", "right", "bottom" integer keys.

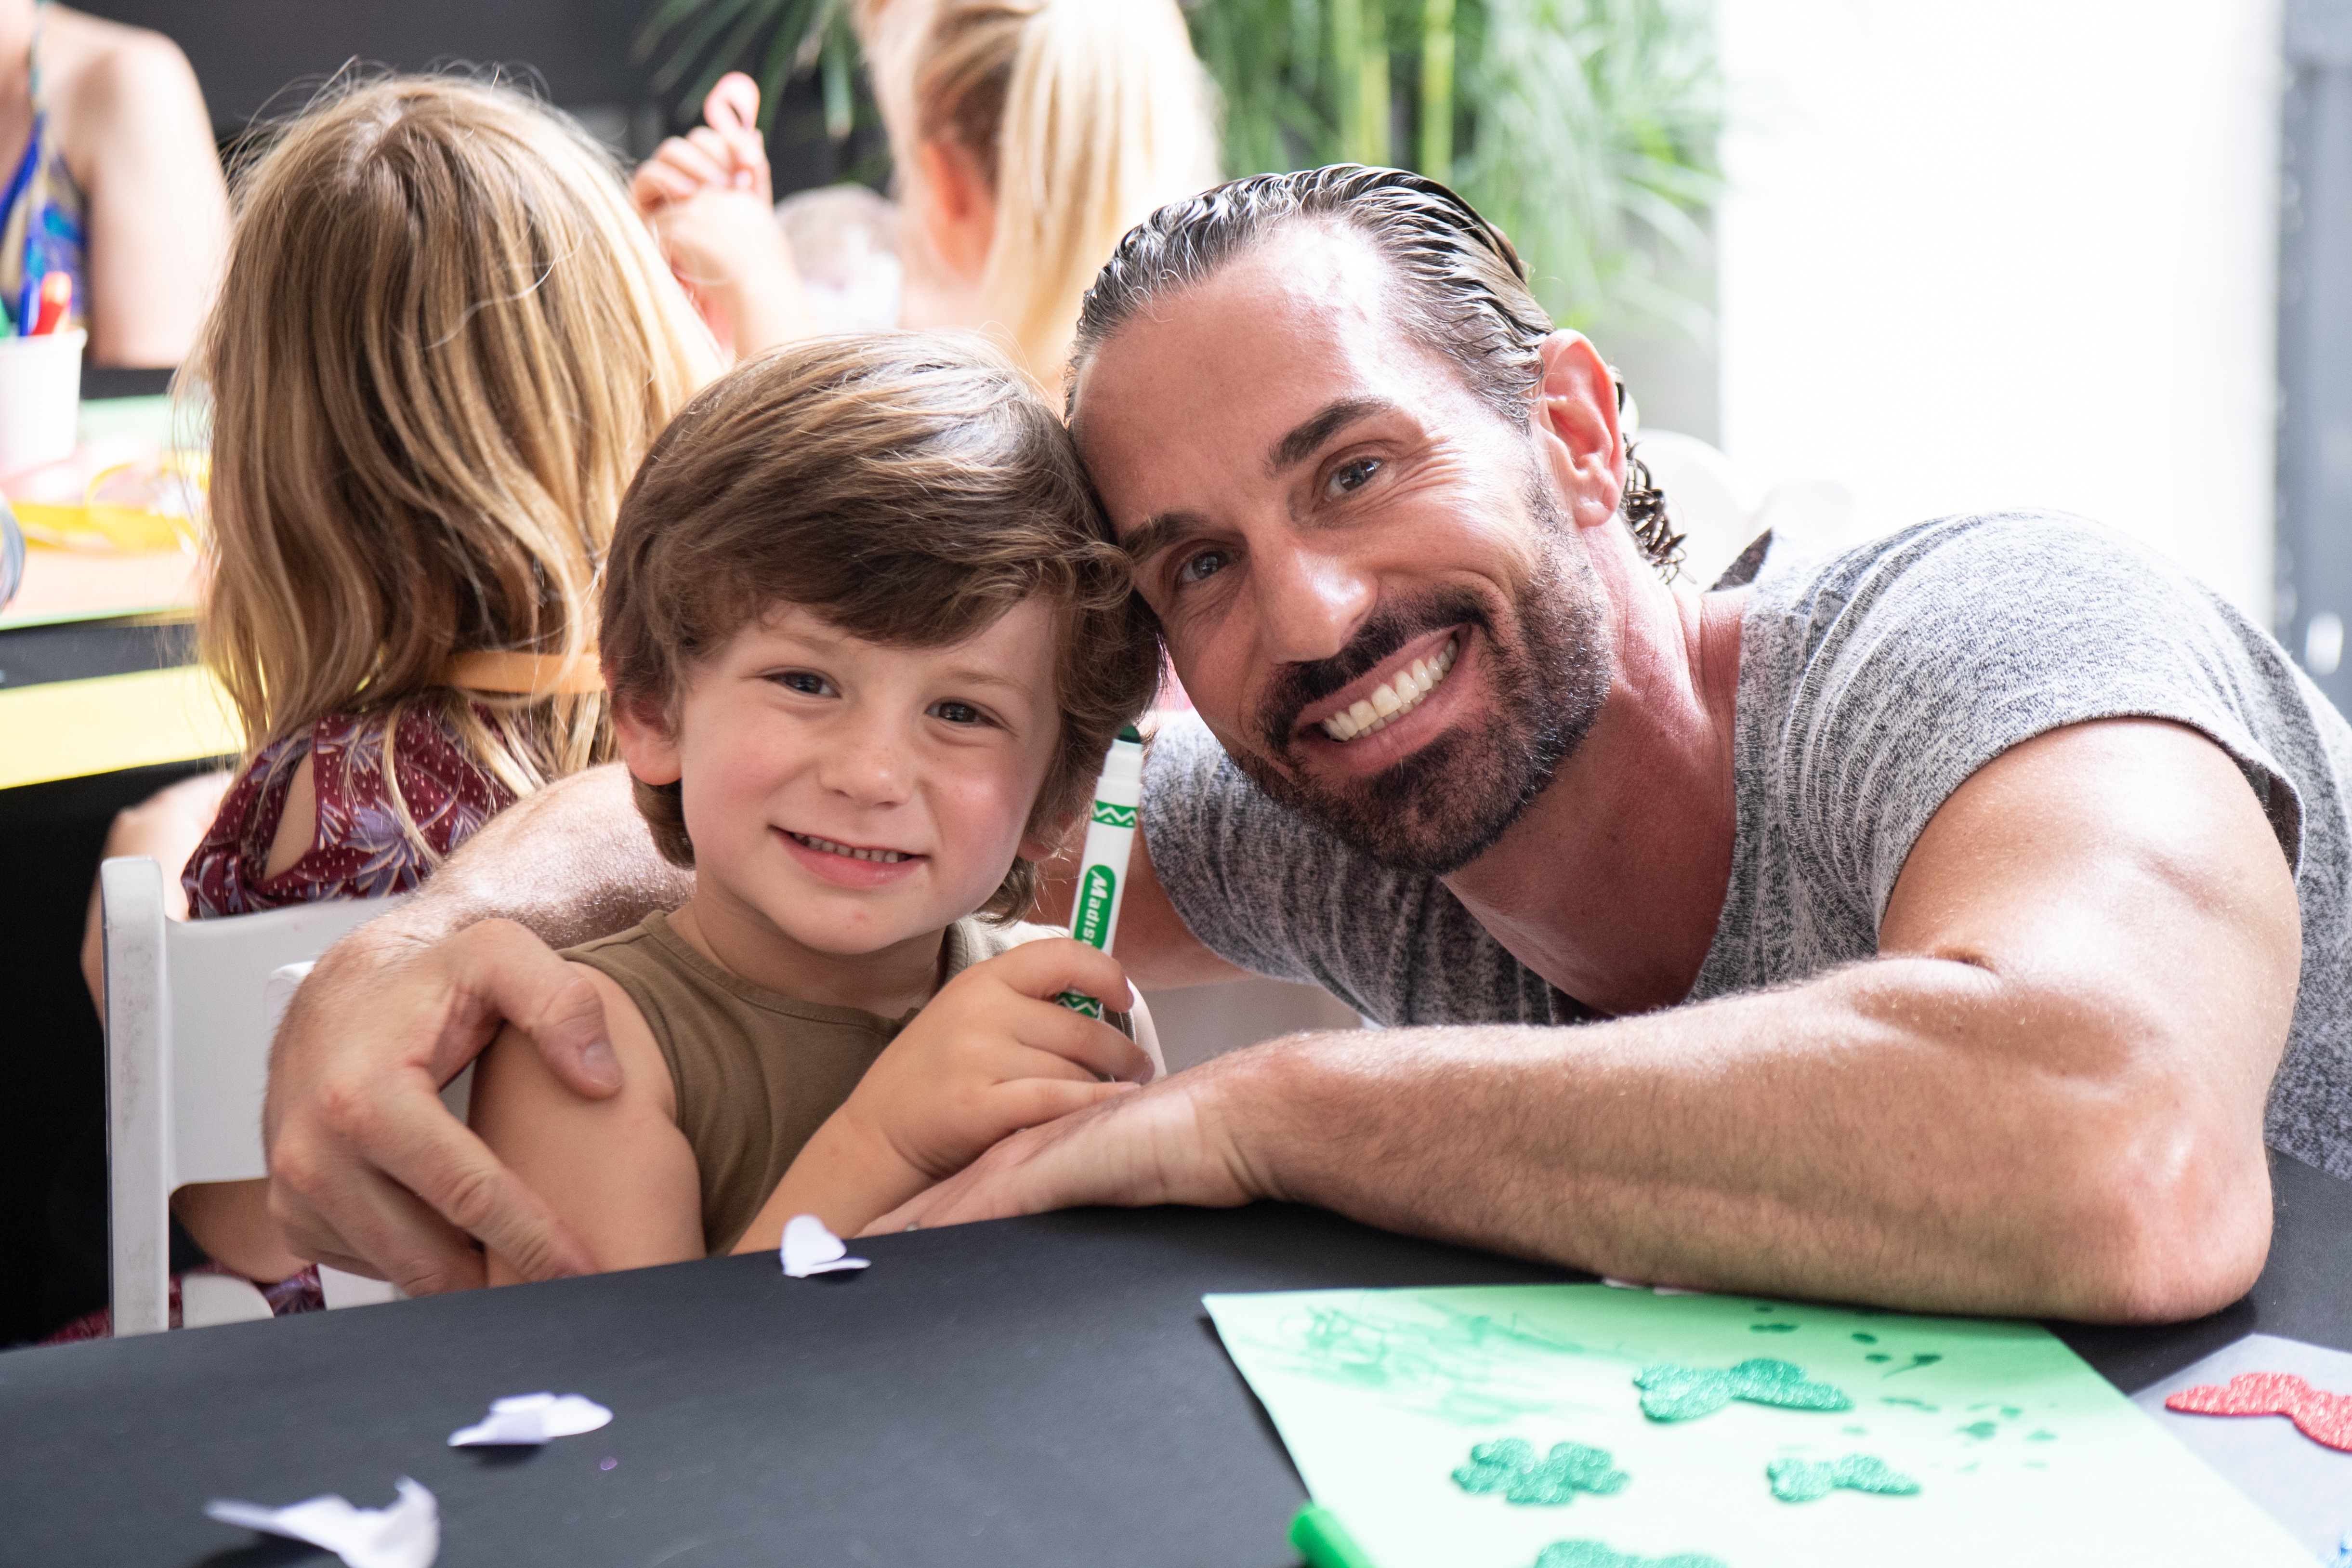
[{"left": 818, "top": 718, "right": 915, "bottom": 806}]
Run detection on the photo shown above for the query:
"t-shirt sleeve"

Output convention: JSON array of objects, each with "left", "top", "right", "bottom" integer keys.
[
  {"left": 1139, "top": 716, "right": 1569, "bottom": 1026},
  {"left": 1780, "top": 513, "right": 2305, "bottom": 928}
]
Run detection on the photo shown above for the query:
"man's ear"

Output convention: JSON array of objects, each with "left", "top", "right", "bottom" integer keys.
[
  {"left": 612, "top": 693, "right": 683, "bottom": 787},
  {"left": 1531, "top": 330, "right": 1627, "bottom": 533},
  {"left": 916, "top": 136, "right": 996, "bottom": 284}
]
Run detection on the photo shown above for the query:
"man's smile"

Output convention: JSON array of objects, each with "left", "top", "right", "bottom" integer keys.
[{"left": 1291, "top": 622, "right": 1470, "bottom": 751}]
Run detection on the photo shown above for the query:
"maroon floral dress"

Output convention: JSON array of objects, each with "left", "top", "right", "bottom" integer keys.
[{"left": 45, "top": 707, "right": 516, "bottom": 1343}]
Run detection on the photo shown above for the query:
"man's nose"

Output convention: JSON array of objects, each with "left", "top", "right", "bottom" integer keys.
[{"left": 1252, "top": 540, "right": 1374, "bottom": 666}]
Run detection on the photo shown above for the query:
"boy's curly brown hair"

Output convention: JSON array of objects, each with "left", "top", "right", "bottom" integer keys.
[{"left": 600, "top": 333, "right": 1161, "bottom": 921}]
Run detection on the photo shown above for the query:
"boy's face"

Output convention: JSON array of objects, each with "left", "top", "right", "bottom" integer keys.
[{"left": 618, "top": 600, "right": 1065, "bottom": 964}]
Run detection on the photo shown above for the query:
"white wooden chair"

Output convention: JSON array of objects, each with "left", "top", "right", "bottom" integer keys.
[{"left": 101, "top": 855, "right": 407, "bottom": 1336}]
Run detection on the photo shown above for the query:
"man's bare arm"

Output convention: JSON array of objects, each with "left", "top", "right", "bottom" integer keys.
[
  {"left": 263, "top": 764, "right": 693, "bottom": 1294},
  {"left": 880, "top": 720, "right": 2298, "bottom": 1323}
]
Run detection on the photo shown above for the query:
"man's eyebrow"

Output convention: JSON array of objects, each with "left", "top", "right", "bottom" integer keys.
[
  {"left": 1267, "top": 397, "right": 1398, "bottom": 478},
  {"left": 1119, "top": 511, "right": 1205, "bottom": 568}
]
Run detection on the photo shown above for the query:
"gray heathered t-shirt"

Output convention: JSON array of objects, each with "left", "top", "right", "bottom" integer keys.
[{"left": 1143, "top": 512, "right": 2352, "bottom": 1178}]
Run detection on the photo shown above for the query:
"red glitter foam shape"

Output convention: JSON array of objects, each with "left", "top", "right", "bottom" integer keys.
[{"left": 2165, "top": 1371, "right": 2352, "bottom": 1452}]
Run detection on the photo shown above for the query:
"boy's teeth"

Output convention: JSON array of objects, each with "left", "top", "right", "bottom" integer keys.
[
  {"left": 1319, "top": 637, "right": 1457, "bottom": 742},
  {"left": 795, "top": 833, "right": 907, "bottom": 864}
]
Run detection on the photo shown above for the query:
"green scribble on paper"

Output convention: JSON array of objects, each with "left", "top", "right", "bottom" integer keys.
[
  {"left": 1865, "top": 1353, "right": 1893, "bottom": 1363},
  {"left": 2027, "top": 1429, "right": 2058, "bottom": 1442},
  {"left": 1637, "top": 1358, "right": 1853, "bottom": 1422},
  {"left": 1275, "top": 1303, "right": 1594, "bottom": 1423},
  {"left": 1533, "top": 1542, "right": 1728, "bottom": 1568},
  {"left": 1884, "top": 1353, "right": 1945, "bottom": 1379},
  {"left": 1454, "top": 1437, "right": 1629, "bottom": 1505},
  {"left": 1957, "top": 1421, "right": 1998, "bottom": 1440},
  {"left": 1750, "top": 1322, "right": 1800, "bottom": 1333},
  {"left": 1852, "top": 1332, "right": 1879, "bottom": 1344},
  {"left": 1200, "top": 1283, "right": 2316, "bottom": 1568},
  {"left": 1767, "top": 1453, "right": 1922, "bottom": 1502}
]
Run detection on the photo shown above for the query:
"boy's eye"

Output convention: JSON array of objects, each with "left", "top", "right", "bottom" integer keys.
[
  {"left": 1175, "top": 548, "right": 1231, "bottom": 587},
  {"left": 775, "top": 670, "right": 835, "bottom": 697},
  {"left": 930, "top": 700, "right": 985, "bottom": 726},
  {"left": 1325, "top": 457, "right": 1380, "bottom": 499}
]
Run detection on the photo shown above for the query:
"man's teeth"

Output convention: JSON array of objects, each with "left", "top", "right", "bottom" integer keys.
[
  {"left": 1319, "top": 637, "right": 1458, "bottom": 742},
  {"left": 794, "top": 833, "right": 909, "bottom": 864}
]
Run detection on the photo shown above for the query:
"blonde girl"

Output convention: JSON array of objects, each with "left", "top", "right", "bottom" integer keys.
[
  {"left": 60, "top": 75, "right": 718, "bottom": 1334},
  {"left": 634, "top": 0, "right": 1218, "bottom": 383}
]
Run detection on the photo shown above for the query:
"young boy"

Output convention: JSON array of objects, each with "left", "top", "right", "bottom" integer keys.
[{"left": 468, "top": 335, "right": 1165, "bottom": 1275}]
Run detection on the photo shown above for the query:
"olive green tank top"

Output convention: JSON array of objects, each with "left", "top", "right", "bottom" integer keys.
[{"left": 562, "top": 910, "right": 1091, "bottom": 1255}]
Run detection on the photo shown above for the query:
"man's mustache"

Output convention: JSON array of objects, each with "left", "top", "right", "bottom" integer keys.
[{"left": 1256, "top": 591, "right": 1489, "bottom": 755}]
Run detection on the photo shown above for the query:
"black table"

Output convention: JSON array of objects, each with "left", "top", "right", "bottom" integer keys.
[{"left": 4, "top": 1155, "right": 2348, "bottom": 1568}]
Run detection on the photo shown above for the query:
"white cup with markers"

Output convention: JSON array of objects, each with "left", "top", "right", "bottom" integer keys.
[{"left": 0, "top": 324, "right": 83, "bottom": 478}]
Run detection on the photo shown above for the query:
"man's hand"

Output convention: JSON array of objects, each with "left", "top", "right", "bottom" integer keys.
[
  {"left": 864, "top": 1054, "right": 1264, "bottom": 1236},
  {"left": 744, "top": 941, "right": 1157, "bottom": 1245},
  {"left": 263, "top": 919, "right": 620, "bottom": 1293}
]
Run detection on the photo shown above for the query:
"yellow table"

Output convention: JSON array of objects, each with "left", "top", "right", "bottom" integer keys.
[{"left": 1, "top": 395, "right": 233, "bottom": 788}]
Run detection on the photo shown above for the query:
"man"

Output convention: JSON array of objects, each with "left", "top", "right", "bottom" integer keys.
[{"left": 263, "top": 168, "right": 2347, "bottom": 1321}]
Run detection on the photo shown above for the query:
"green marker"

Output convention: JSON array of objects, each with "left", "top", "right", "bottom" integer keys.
[
  {"left": 1056, "top": 724, "right": 1144, "bottom": 1018},
  {"left": 1288, "top": 1504, "right": 1379, "bottom": 1568}
]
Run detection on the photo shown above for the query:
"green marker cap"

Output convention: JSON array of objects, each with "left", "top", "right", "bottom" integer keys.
[
  {"left": 1117, "top": 723, "right": 1143, "bottom": 743},
  {"left": 1288, "top": 1504, "right": 1378, "bottom": 1568}
]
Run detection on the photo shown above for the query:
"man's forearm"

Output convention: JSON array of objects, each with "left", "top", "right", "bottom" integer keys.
[
  {"left": 1220, "top": 959, "right": 2275, "bottom": 1322},
  {"left": 372, "top": 764, "right": 692, "bottom": 950}
]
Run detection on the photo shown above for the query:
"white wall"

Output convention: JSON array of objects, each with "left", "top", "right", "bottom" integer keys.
[{"left": 1714, "top": 0, "right": 2283, "bottom": 622}]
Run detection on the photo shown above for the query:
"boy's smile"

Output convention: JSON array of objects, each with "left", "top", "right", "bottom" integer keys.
[{"left": 616, "top": 600, "right": 1064, "bottom": 1013}]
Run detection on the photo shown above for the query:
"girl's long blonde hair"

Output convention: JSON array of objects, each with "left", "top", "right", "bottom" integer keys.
[
  {"left": 194, "top": 75, "right": 719, "bottom": 846},
  {"left": 859, "top": 0, "right": 1220, "bottom": 381}
]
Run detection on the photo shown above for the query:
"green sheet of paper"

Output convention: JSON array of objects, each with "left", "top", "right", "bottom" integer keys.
[{"left": 1203, "top": 1284, "right": 2307, "bottom": 1568}]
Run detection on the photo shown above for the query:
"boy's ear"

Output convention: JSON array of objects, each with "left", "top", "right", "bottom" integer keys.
[
  {"left": 611, "top": 693, "right": 683, "bottom": 786},
  {"left": 1016, "top": 809, "right": 1080, "bottom": 867}
]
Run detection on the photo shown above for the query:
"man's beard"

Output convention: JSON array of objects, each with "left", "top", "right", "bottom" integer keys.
[{"left": 1237, "top": 500, "right": 1612, "bottom": 878}]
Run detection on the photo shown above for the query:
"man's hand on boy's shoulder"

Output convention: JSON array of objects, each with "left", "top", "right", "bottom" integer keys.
[{"left": 263, "top": 916, "right": 620, "bottom": 1293}]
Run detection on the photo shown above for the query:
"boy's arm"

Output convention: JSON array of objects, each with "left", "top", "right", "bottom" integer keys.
[
  {"left": 264, "top": 764, "right": 692, "bottom": 1295},
  {"left": 728, "top": 938, "right": 1155, "bottom": 1251},
  {"left": 470, "top": 966, "right": 705, "bottom": 1281}
]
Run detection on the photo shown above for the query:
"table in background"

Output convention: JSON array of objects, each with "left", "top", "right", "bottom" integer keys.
[
  {"left": 0, "top": 372, "right": 236, "bottom": 1347},
  {"left": 3, "top": 1154, "right": 2345, "bottom": 1568}
]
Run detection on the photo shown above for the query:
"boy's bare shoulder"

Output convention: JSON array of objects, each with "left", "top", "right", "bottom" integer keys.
[{"left": 471, "top": 960, "right": 674, "bottom": 1127}]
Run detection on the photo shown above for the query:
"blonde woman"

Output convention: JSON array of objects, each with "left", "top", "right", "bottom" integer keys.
[
  {"left": 634, "top": 0, "right": 1218, "bottom": 384},
  {"left": 58, "top": 75, "right": 719, "bottom": 1338}
]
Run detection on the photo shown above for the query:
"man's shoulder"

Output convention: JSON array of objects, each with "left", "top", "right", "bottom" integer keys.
[{"left": 1750, "top": 509, "right": 2193, "bottom": 614}]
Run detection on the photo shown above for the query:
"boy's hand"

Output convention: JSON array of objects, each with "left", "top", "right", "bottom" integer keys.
[
  {"left": 735, "top": 939, "right": 1157, "bottom": 1248},
  {"left": 842, "top": 938, "right": 1156, "bottom": 1189}
]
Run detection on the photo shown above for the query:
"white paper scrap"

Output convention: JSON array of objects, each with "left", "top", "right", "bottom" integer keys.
[
  {"left": 205, "top": 1476, "right": 438, "bottom": 1568},
  {"left": 780, "top": 1213, "right": 870, "bottom": 1278},
  {"left": 447, "top": 1391, "right": 613, "bottom": 1447}
]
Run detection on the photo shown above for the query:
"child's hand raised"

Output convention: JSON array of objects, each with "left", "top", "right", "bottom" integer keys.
[{"left": 736, "top": 938, "right": 1156, "bottom": 1247}]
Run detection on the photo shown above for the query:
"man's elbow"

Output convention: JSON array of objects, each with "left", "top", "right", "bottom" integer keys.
[{"left": 2039, "top": 1106, "right": 2273, "bottom": 1324}]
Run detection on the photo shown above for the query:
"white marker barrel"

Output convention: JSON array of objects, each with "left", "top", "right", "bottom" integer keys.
[{"left": 1058, "top": 726, "right": 1144, "bottom": 1018}]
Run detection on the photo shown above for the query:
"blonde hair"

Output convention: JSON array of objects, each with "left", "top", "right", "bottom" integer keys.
[
  {"left": 193, "top": 75, "right": 720, "bottom": 851},
  {"left": 860, "top": 0, "right": 1219, "bottom": 380}
]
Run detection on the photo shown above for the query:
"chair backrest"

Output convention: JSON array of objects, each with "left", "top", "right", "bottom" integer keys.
[{"left": 101, "top": 856, "right": 403, "bottom": 1336}]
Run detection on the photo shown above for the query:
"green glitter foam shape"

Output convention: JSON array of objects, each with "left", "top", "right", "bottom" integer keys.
[
  {"left": 1634, "top": 1358, "right": 1854, "bottom": 1422},
  {"left": 1532, "top": 1541, "right": 1729, "bottom": 1568},
  {"left": 1766, "top": 1453, "right": 1922, "bottom": 1502},
  {"left": 1454, "top": 1437, "right": 1631, "bottom": 1505}
]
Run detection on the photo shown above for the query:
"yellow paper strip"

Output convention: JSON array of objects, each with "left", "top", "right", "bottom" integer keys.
[{"left": 0, "top": 665, "right": 240, "bottom": 789}]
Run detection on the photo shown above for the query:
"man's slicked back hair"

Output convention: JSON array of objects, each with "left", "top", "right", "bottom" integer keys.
[{"left": 1067, "top": 164, "right": 1679, "bottom": 571}]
